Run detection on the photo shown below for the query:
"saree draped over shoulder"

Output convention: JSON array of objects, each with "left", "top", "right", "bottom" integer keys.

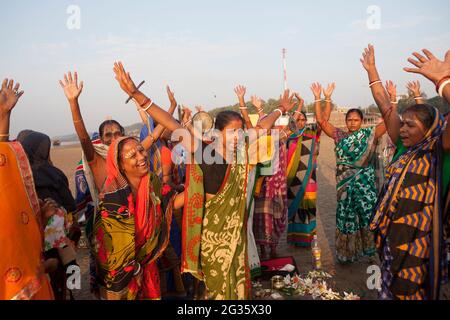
[
  {"left": 93, "top": 137, "right": 173, "bottom": 300},
  {"left": 371, "top": 109, "right": 448, "bottom": 300},
  {"left": 182, "top": 159, "right": 251, "bottom": 300},
  {"left": 334, "top": 127, "right": 377, "bottom": 263},
  {"left": 286, "top": 124, "right": 321, "bottom": 247},
  {"left": 0, "top": 142, "right": 54, "bottom": 300}
]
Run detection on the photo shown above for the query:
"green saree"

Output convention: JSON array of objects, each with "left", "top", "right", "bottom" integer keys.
[
  {"left": 334, "top": 127, "right": 377, "bottom": 263},
  {"left": 182, "top": 163, "right": 250, "bottom": 300}
]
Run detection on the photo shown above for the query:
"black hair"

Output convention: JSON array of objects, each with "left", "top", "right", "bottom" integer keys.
[
  {"left": 401, "top": 104, "right": 435, "bottom": 131},
  {"left": 99, "top": 120, "right": 125, "bottom": 137},
  {"left": 214, "top": 111, "right": 244, "bottom": 131},
  {"left": 346, "top": 109, "right": 364, "bottom": 120},
  {"left": 299, "top": 111, "right": 307, "bottom": 119},
  {"left": 117, "top": 137, "right": 138, "bottom": 174}
]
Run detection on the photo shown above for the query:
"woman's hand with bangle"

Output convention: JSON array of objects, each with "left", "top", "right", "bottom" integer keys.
[
  {"left": 310, "top": 82, "right": 322, "bottom": 101},
  {"left": 385, "top": 80, "right": 397, "bottom": 102},
  {"left": 406, "top": 80, "right": 422, "bottom": 98},
  {"left": 234, "top": 85, "right": 247, "bottom": 106},
  {"left": 251, "top": 95, "right": 264, "bottom": 112}
]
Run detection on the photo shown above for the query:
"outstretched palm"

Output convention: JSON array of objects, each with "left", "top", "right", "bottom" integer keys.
[
  {"left": 113, "top": 61, "right": 138, "bottom": 96},
  {"left": 385, "top": 80, "right": 397, "bottom": 99},
  {"left": 323, "top": 83, "right": 336, "bottom": 99},
  {"left": 404, "top": 50, "right": 450, "bottom": 84},
  {"left": 59, "top": 72, "right": 83, "bottom": 101},
  {"left": 251, "top": 95, "right": 263, "bottom": 109},
  {"left": 360, "top": 44, "right": 376, "bottom": 71},
  {"left": 406, "top": 80, "right": 421, "bottom": 96},
  {"left": 279, "top": 89, "right": 296, "bottom": 112},
  {"left": 0, "top": 79, "right": 24, "bottom": 114},
  {"left": 310, "top": 83, "right": 322, "bottom": 100},
  {"left": 234, "top": 85, "right": 246, "bottom": 100},
  {"left": 167, "top": 86, "right": 177, "bottom": 108}
]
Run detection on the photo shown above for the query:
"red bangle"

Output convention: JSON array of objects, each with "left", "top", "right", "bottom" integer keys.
[
  {"left": 436, "top": 76, "right": 450, "bottom": 93},
  {"left": 139, "top": 98, "right": 151, "bottom": 108}
]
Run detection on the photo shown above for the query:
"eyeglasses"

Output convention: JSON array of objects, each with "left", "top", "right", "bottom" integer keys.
[{"left": 103, "top": 131, "right": 123, "bottom": 139}]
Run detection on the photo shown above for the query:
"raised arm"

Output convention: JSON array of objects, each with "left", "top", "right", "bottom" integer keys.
[
  {"left": 292, "top": 93, "right": 305, "bottom": 122},
  {"left": 361, "top": 44, "right": 400, "bottom": 144},
  {"left": 256, "top": 89, "right": 297, "bottom": 132},
  {"left": 59, "top": 72, "right": 98, "bottom": 161},
  {"left": 251, "top": 95, "right": 266, "bottom": 120},
  {"left": 404, "top": 49, "right": 450, "bottom": 151},
  {"left": 139, "top": 86, "right": 179, "bottom": 151},
  {"left": 312, "top": 82, "right": 335, "bottom": 138},
  {"left": 113, "top": 62, "right": 193, "bottom": 153},
  {"left": 323, "top": 83, "right": 336, "bottom": 122},
  {"left": 385, "top": 80, "right": 398, "bottom": 106},
  {"left": 407, "top": 81, "right": 425, "bottom": 105},
  {"left": 0, "top": 79, "right": 24, "bottom": 142},
  {"left": 234, "top": 85, "right": 253, "bottom": 129}
]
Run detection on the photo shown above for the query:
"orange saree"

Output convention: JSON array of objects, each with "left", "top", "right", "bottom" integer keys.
[{"left": 0, "top": 142, "right": 53, "bottom": 300}]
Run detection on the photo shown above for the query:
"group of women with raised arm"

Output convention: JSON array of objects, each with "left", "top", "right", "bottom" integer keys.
[{"left": 1, "top": 43, "right": 449, "bottom": 301}]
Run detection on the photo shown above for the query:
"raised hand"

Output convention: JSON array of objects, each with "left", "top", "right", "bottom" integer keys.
[
  {"left": 360, "top": 44, "right": 376, "bottom": 71},
  {"left": 385, "top": 80, "right": 397, "bottom": 100},
  {"left": 310, "top": 83, "right": 322, "bottom": 100},
  {"left": 406, "top": 80, "right": 421, "bottom": 97},
  {"left": 279, "top": 89, "right": 296, "bottom": 112},
  {"left": 0, "top": 79, "right": 24, "bottom": 114},
  {"left": 113, "top": 61, "right": 138, "bottom": 97},
  {"left": 251, "top": 95, "right": 263, "bottom": 110},
  {"left": 182, "top": 105, "right": 193, "bottom": 123},
  {"left": 294, "top": 93, "right": 304, "bottom": 109},
  {"left": 59, "top": 72, "right": 83, "bottom": 101},
  {"left": 167, "top": 86, "right": 177, "bottom": 108},
  {"left": 234, "top": 85, "right": 246, "bottom": 101},
  {"left": 404, "top": 49, "right": 450, "bottom": 84},
  {"left": 195, "top": 106, "right": 204, "bottom": 113},
  {"left": 323, "top": 83, "right": 336, "bottom": 99}
]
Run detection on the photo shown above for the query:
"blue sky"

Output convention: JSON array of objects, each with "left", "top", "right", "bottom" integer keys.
[{"left": 1, "top": 0, "right": 449, "bottom": 137}]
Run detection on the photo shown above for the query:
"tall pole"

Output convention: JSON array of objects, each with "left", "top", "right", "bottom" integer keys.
[{"left": 282, "top": 48, "right": 288, "bottom": 90}]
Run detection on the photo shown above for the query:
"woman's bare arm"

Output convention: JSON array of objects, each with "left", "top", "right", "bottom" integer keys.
[
  {"left": 234, "top": 85, "right": 254, "bottom": 129},
  {"left": 404, "top": 49, "right": 450, "bottom": 151},
  {"left": 256, "top": 89, "right": 297, "bottom": 131},
  {"left": 113, "top": 62, "right": 193, "bottom": 154},
  {"left": 292, "top": 93, "right": 305, "bottom": 122},
  {"left": 251, "top": 95, "right": 266, "bottom": 121},
  {"left": 312, "top": 82, "right": 335, "bottom": 138},
  {"left": 139, "top": 86, "right": 179, "bottom": 151},
  {"left": 361, "top": 45, "right": 401, "bottom": 144},
  {"left": 322, "top": 83, "right": 336, "bottom": 122}
]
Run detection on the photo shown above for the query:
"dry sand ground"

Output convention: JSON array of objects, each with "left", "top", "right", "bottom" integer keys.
[{"left": 50, "top": 135, "right": 449, "bottom": 300}]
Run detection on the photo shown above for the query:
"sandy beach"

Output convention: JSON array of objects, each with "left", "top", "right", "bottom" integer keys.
[{"left": 50, "top": 135, "right": 450, "bottom": 300}]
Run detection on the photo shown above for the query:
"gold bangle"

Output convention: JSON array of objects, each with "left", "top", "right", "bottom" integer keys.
[{"left": 0, "top": 133, "right": 10, "bottom": 137}]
